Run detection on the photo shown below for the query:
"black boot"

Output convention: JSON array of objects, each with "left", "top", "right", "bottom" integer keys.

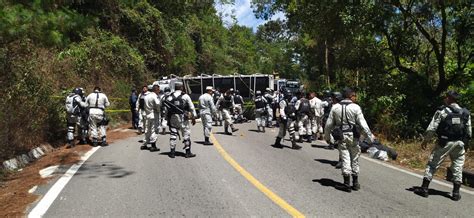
[
  {"left": 262, "top": 127, "right": 265, "bottom": 133},
  {"left": 185, "top": 149, "right": 196, "bottom": 158},
  {"left": 231, "top": 126, "right": 239, "bottom": 132},
  {"left": 140, "top": 143, "right": 148, "bottom": 150},
  {"left": 452, "top": 181, "right": 461, "bottom": 201},
  {"left": 274, "top": 137, "right": 283, "bottom": 148},
  {"left": 204, "top": 137, "right": 213, "bottom": 145},
  {"left": 343, "top": 175, "right": 352, "bottom": 192},
  {"left": 225, "top": 126, "right": 231, "bottom": 135},
  {"left": 92, "top": 138, "right": 98, "bottom": 147},
  {"left": 352, "top": 175, "right": 360, "bottom": 191},
  {"left": 291, "top": 140, "right": 302, "bottom": 150},
  {"left": 149, "top": 143, "right": 160, "bottom": 152},
  {"left": 137, "top": 127, "right": 143, "bottom": 135},
  {"left": 415, "top": 178, "right": 430, "bottom": 198},
  {"left": 169, "top": 148, "right": 175, "bottom": 158},
  {"left": 101, "top": 137, "right": 108, "bottom": 147}
]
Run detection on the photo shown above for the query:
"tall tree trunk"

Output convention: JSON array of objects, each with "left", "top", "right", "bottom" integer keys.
[{"left": 324, "top": 39, "right": 335, "bottom": 87}]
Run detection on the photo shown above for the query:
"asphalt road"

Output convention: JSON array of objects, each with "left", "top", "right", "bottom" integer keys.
[{"left": 29, "top": 122, "right": 474, "bottom": 217}]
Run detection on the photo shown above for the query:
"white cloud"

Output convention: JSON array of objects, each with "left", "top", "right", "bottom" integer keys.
[{"left": 216, "top": 0, "right": 286, "bottom": 32}]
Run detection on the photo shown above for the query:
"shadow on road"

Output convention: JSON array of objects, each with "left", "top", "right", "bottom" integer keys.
[
  {"left": 406, "top": 186, "right": 452, "bottom": 199},
  {"left": 159, "top": 151, "right": 186, "bottom": 158},
  {"left": 247, "top": 129, "right": 261, "bottom": 133},
  {"left": 314, "top": 159, "right": 338, "bottom": 166},
  {"left": 76, "top": 162, "right": 135, "bottom": 179},
  {"left": 214, "top": 132, "right": 237, "bottom": 136},
  {"left": 270, "top": 144, "right": 292, "bottom": 149},
  {"left": 312, "top": 178, "right": 352, "bottom": 193},
  {"left": 194, "top": 141, "right": 213, "bottom": 146},
  {"left": 311, "top": 144, "right": 329, "bottom": 149}
]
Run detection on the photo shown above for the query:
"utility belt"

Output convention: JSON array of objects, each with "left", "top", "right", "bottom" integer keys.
[
  {"left": 167, "top": 112, "right": 191, "bottom": 128},
  {"left": 168, "top": 111, "right": 191, "bottom": 119},
  {"left": 89, "top": 107, "right": 105, "bottom": 111},
  {"left": 438, "top": 135, "right": 465, "bottom": 147},
  {"left": 331, "top": 124, "right": 361, "bottom": 141}
]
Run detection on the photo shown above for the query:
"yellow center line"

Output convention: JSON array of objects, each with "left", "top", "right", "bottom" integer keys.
[{"left": 210, "top": 133, "right": 305, "bottom": 218}]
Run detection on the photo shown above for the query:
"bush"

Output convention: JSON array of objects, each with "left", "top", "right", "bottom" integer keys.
[
  {"left": 0, "top": 33, "right": 149, "bottom": 162},
  {"left": 59, "top": 30, "right": 149, "bottom": 96},
  {"left": 0, "top": 40, "right": 63, "bottom": 162}
]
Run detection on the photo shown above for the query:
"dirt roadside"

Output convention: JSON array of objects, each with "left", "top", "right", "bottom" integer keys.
[
  {"left": 380, "top": 138, "right": 474, "bottom": 181},
  {"left": 0, "top": 123, "right": 138, "bottom": 217}
]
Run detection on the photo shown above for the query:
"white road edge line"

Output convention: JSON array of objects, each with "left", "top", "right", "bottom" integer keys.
[
  {"left": 28, "top": 146, "right": 101, "bottom": 218},
  {"left": 360, "top": 155, "right": 474, "bottom": 195}
]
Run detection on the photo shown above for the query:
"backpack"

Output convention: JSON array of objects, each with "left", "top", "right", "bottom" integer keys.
[
  {"left": 65, "top": 94, "right": 80, "bottom": 115},
  {"left": 255, "top": 97, "right": 266, "bottom": 109},
  {"left": 284, "top": 100, "right": 296, "bottom": 119},
  {"left": 221, "top": 95, "right": 233, "bottom": 109},
  {"left": 437, "top": 106, "right": 470, "bottom": 141},
  {"left": 138, "top": 93, "right": 147, "bottom": 110},
  {"left": 169, "top": 93, "right": 186, "bottom": 115},
  {"left": 234, "top": 95, "right": 244, "bottom": 105},
  {"left": 298, "top": 99, "right": 310, "bottom": 115}
]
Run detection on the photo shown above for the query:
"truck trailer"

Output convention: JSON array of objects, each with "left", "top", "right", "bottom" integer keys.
[{"left": 154, "top": 74, "right": 275, "bottom": 101}]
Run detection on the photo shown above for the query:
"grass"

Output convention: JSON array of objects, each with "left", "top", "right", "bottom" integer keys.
[
  {"left": 380, "top": 138, "right": 474, "bottom": 179},
  {"left": 0, "top": 169, "right": 11, "bottom": 183}
]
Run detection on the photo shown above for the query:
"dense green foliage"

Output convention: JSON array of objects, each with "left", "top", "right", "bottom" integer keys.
[
  {"left": 0, "top": 0, "right": 472, "bottom": 160},
  {"left": 253, "top": 0, "right": 473, "bottom": 138}
]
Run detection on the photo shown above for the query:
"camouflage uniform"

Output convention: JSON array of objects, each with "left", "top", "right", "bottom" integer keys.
[{"left": 423, "top": 103, "right": 472, "bottom": 183}]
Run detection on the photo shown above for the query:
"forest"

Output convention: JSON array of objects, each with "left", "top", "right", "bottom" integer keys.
[{"left": 0, "top": 0, "right": 472, "bottom": 161}]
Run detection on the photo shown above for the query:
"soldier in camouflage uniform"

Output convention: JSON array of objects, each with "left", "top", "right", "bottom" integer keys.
[
  {"left": 415, "top": 91, "right": 471, "bottom": 201},
  {"left": 324, "top": 88, "right": 375, "bottom": 192},
  {"left": 164, "top": 82, "right": 197, "bottom": 158}
]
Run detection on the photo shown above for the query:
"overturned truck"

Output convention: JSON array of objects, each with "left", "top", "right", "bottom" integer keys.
[{"left": 154, "top": 74, "right": 301, "bottom": 101}]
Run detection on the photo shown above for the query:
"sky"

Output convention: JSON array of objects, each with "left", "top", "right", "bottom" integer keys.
[{"left": 215, "top": 0, "right": 286, "bottom": 32}]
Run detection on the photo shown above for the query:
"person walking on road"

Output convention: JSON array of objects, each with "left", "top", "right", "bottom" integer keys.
[
  {"left": 324, "top": 88, "right": 375, "bottom": 192},
  {"left": 140, "top": 85, "right": 161, "bottom": 152},
  {"left": 129, "top": 88, "right": 139, "bottom": 129},
  {"left": 415, "top": 91, "right": 471, "bottom": 201},
  {"left": 264, "top": 88, "right": 274, "bottom": 128},
  {"left": 86, "top": 87, "right": 110, "bottom": 147},
  {"left": 159, "top": 87, "right": 171, "bottom": 134},
  {"left": 216, "top": 89, "right": 239, "bottom": 135},
  {"left": 309, "top": 92, "right": 324, "bottom": 140},
  {"left": 212, "top": 90, "right": 223, "bottom": 126},
  {"left": 254, "top": 90, "right": 269, "bottom": 133},
  {"left": 136, "top": 85, "right": 150, "bottom": 134},
  {"left": 199, "top": 86, "right": 217, "bottom": 145},
  {"left": 330, "top": 92, "right": 344, "bottom": 169},
  {"left": 295, "top": 92, "right": 312, "bottom": 143},
  {"left": 65, "top": 88, "right": 88, "bottom": 148},
  {"left": 163, "top": 82, "right": 197, "bottom": 158},
  {"left": 273, "top": 90, "right": 302, "bottom": 150},
  {"left": 233, "top": 90, "right": 245, "bottom": 123}
]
